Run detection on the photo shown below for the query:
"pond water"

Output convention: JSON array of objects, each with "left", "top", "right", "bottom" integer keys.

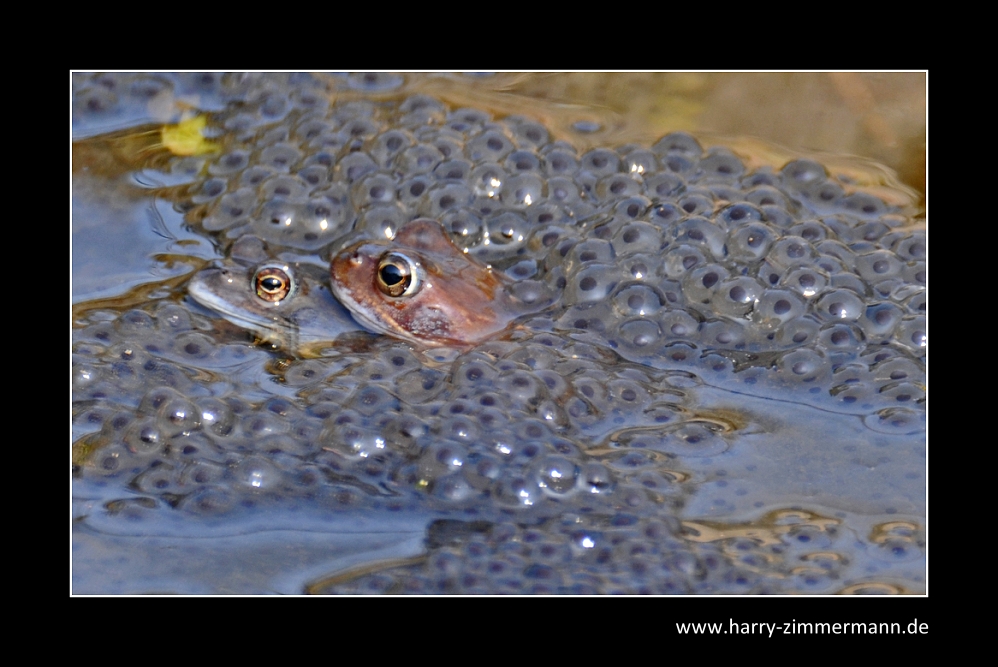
[{"left": 71, "top": 72, "right": 926, "bottom": 594}]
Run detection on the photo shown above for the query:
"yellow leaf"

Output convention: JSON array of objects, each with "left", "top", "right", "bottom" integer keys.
[{"left": 161, "top": 115, "right": 218, "bottom": 156}]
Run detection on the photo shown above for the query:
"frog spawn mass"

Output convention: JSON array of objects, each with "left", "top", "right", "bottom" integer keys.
[{"left": 72, "top": 75, "right": 926, "bottom": 594}]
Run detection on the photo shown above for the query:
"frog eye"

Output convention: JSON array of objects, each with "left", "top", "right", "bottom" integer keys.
[
  {"left": 376, "top": 252, "right": 421, "bottom": 298},
  {"left": 253, "top": 265, "right": 295, "bottom": 303}
]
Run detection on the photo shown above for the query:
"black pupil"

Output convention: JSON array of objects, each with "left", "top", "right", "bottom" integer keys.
[
  {"left": 381, "top": 263, "right": 406, "bottom": 286},
  {"left": 261, "top": 277, "right": 283, "bottom": 292}
]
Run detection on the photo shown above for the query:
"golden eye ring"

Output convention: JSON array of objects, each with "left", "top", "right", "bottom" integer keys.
[
  {"left": 253, "top": 264, "right": 295, "bottom": 303},
  {"left": 376, "top": 252, "right": 421, "bottom": 298}
]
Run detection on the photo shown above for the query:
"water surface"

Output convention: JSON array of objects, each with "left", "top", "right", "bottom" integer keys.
[{"left": 71, "top": 72, "right": 926, "bottom": 594}]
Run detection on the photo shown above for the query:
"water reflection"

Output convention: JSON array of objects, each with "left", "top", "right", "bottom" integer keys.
[{"left": 71, "top": 73, "right": 925, "bottom": 594}]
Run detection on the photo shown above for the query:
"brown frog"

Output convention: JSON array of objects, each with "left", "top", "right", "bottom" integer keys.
[{"left": 330, "top": 219, "right": 535, "bottom": 346}]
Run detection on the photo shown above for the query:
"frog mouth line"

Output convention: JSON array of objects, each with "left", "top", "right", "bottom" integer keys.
[{"left": 330, "top": 284, "right": 408, "bottom": 342}]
